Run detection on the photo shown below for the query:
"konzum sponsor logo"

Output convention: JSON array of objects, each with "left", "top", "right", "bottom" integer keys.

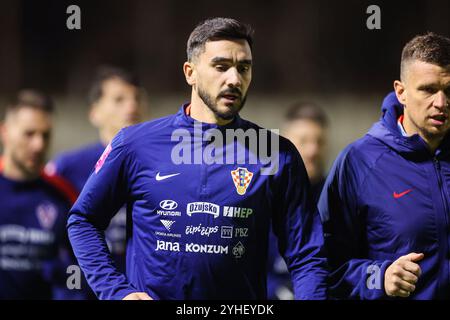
[{"left": 185, "top": 243, "right": 228, "bottom": 254}]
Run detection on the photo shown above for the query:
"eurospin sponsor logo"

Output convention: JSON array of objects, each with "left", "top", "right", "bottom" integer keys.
[
  {"left": 223, "top": 206, "right": 253, "bottom": 218},
  {"left": 185, "top": 243, "right": 228, "bottom": 254},
  {"left": 187, "top": 202, "right": 220, "bottom": 218},
  {"left": 185, "top": 224, "right": 219, "bottom": 237},
  {"left": 157, "top": 200, "right": 182, "bottom": 217}
]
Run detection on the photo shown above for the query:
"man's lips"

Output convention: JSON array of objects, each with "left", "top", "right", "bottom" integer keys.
[
  {"left": 429, "top": 114, "right": 448, "bottom": 126},
  {"left": 220, "top": 94, "right": 240, "bottom": 102}
]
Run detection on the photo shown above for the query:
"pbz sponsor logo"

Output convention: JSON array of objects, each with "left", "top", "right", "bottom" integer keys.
[
  {"left": 155, "top": 240, "right": 180, "bottom": 252},
  {"left": 185, "top": 243, "right": 228, "bottom": 254},
  {"left": 187, "top": 202, "right": 220, "bottom": 218},
  {"left": 223, "top": 206, "right": 253, "bottom": 218}
]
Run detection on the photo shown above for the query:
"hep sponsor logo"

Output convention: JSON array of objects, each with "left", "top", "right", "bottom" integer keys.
[
  {"left": 185, "top": 243, "right": 228, "bottom": 254},
  {"left": 223, "top": 206, "right": 253, "bottom": 218},
  {"left": 185, "top": 224, "right": 219, "bottom": 237},
  {"left": 187, "top": 202, "right": 220, "bottom": 218},
  {"left": 157, "top": 200, "right": 181, "bottom": 217},
  {"left": 155, "top": 240, "right": 180, "bottom": 252}
]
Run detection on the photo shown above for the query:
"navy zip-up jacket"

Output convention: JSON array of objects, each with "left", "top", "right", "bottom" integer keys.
[
  {"left": 67, "top": 104, "right": 328, "bottom": 300},
  {"left": 318, "top": 92, "right": 450, "bottom": 299}
]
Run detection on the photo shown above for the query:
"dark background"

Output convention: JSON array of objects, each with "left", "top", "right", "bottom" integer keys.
[{"left": 1, "top": 0, "right": 449, "bottom": 97}]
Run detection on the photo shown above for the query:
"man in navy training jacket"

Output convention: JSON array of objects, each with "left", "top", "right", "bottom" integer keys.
[
  {"left": 267, "top": 102, "right": 329, "bottom": 299},
  {"left": 0, "top": 90, "right": 77, "bottom": 299},
  {"left": 67, "top": 17, "right": 328, "bottom": 300},
  {"left": 318, "top": 32, "right": 450, "bottom": 299}
]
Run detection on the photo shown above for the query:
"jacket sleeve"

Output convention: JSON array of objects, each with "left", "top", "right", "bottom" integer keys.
[
  {"left": 317, "top": 147, "right": 393, "bottom": 299},
  {"left": 67, "top": 130, "right": 138, "bottom": 300},
  {"left": 272, "top": 142, "right": 328, "bottom": 300}
]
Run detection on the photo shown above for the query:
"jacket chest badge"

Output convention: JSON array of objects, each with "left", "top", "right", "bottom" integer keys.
[{"left": 231, "top": 167, "right": 253, "bottom": 195}]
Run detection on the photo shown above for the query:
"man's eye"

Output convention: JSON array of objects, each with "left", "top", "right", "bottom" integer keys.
[
  {"left": 422, "top": 87, "right": 437, "bottom": 94},
  {"left": 215, "top": 65, "right": 227, "bottom": 72},
  {"left": 444, "top": 87, "right": 450, "bottom": 97},
  {"left": 238, "top": 65, "right": 250, "bottom": 73},
  {"left": 115, "top": 96, "right": 124, "bottom": 103}
]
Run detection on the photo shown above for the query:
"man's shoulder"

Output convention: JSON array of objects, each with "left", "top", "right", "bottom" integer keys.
[
  {"left": 333, "top": 134, "right": 389, "bottom": 178},
  {"left": 120, "top": 114, "right": 177, "bottom": 147}
]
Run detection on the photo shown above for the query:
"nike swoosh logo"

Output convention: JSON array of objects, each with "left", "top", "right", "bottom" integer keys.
[
  {"left": 156, "top": 172, "right": 180, "bottom": 181},
  {"left": 393, "top": 189, "right": 412, "bottom": 199}
]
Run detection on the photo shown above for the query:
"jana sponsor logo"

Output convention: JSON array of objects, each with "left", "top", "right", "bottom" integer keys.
[
  {"left": 155, "top": 240, "right": 180, "bottom": 252},
  {"left": 185, "top": 243, "right": 228, "bottom": 255},
  {"left": 186, "top": 202, "right": 220, "bottom": 218},
  {"left": 185, "top": 224, "right": 218, "bottom": 237},
  {"left": 223, "top": 206, "right": 253, "bottom": 218}
]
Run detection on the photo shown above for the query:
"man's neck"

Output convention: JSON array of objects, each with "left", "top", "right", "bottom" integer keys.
[
  {"left": 402, "top": 115, "right": 443, "bottom": 153},
  {"left": 189, "top": 93, "right": 233, "bottom": 126}
]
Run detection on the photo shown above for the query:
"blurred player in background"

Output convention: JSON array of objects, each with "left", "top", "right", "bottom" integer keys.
[
  {"left": 0, "top": 90, "right": 77, "bottom": 299},
  {"left": 319, "top": 32, "right": 450, "bottom": 299},
  {"left": 46, "top": 66, "right": 145, "bottom": 298},
  {"left": 267, "top": 102, "right": 329, "bottom": 299}
]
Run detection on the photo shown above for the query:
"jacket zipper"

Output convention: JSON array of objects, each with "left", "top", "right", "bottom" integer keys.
[{"left": 433, "top": 156, "right": 450, "bottom": 298}]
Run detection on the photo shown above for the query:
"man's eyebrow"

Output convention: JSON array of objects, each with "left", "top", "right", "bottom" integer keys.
[{"left": 210, "top": 57, "right": 252, "bottom": 65}]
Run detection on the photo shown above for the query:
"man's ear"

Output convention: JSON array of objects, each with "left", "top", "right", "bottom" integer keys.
[
  {"left": 183, "top": 61, "right": 196, "bottom": 86},
  {"left": 89, "top": 104, "right": 102, "bottom": 128},
  {"left": 394, "top": 80, "right": 407, "bottom": 105},
  {"left": 0, "top": 122, "right": 5, "bottom": 145}
]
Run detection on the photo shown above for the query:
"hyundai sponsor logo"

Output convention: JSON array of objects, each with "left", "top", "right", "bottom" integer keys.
[{"left": 159, "top": 200, "right": 178, "bottom": 210}]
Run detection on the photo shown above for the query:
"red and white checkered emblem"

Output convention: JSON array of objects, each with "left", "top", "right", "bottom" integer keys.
[
  {"left": 231, "top": 167, "right": 253, "bottom": 195},
  {"left": 36, "top": 203, "right": 58, "bottom": 230}
]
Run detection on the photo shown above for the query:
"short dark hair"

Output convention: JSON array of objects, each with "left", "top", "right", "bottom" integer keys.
[
  {"left": 88, "top": 65, "right": 140, "bottom": 105},
  {"left": 400, "top": 32, "right": 450, "bottom": 80},
  {"left": 187, "top": 17, "right": 254, "bottom": 62},
  {"left": 285, "top": 102, "right": 328, "bottom": 128},
  {"left": 4, "top": 89, "right": 54, "bottom": 119}
]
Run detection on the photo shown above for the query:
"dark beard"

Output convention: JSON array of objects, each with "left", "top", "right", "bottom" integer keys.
[{"left": 197, "top": 86, "right": 247, "bottom": 121}]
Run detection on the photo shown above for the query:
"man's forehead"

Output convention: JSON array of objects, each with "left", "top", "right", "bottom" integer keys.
[
  {"left": 202, "top": 39, "right": 252, "bottom": 60},
  {"left": 405, "top": 60, "right": 450, "bottom": 82}
]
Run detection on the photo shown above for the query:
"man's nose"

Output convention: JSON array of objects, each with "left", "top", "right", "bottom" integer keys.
[
  {"left": 30, "top": 134, "right": 46, "bottom": 153},
  {"left": 226, "top": 68, "right": 242, "bottom": 88},
  {"left": 434, "top": 90, "right": 449, "bottom": 109}
]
